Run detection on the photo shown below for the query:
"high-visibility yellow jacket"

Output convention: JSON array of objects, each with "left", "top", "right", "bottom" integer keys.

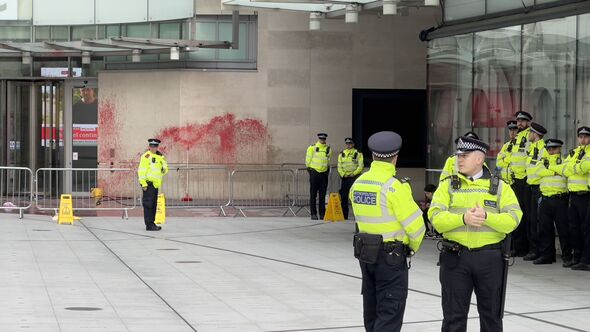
[
  {"left": 428, "top": 168, "right": 522, "bottom": 249},
  {"left": 350, "top": 161, "right": 425, "bottom": 252},
  {"left": 338, "top": 148, "right": 364, "bottom": 177},
  {"left": 550, "top": 145, "right": 590, "bottom": 192},
  {"left": 526, "top": 139, "right": 546, "bottom": 185},
  {"left": 137, "top": 150, "right": 168, "bottom": 189},
  {"left": 511, "top": 127, "right": 531, "bottom": 180},
  {"left": 496, "top": 139, "right": 516, "bottom": 184},
  {"left": 566, "top": 145, "right": 590, "bottom": 190},
  {"left": 439, "top": 155, "right": 456, "bottom": 183},
  {"left": 538, "top": 153, "right": 567, "bottom": 197},
  {"left": 306, "top": 142, "right": 331, "bottom": 173}
]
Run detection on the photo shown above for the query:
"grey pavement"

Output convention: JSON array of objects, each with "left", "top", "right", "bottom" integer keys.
[{"left": 0, "top": 213, "right": 589, "bottom": 331}]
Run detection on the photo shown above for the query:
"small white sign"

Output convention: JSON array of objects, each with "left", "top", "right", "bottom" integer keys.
[{"left": 73, "top": 152, "right": 78, "bottom": 161}]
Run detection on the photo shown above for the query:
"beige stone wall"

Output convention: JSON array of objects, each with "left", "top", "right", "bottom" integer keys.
[{"left": 98, "top": 8, "right": 438, "bottom": 198}]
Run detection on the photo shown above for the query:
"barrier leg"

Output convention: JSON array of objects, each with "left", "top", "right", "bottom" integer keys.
[
  {"left": 19, "top": 209, "right": 24, "bottom": 219},
  {"left": 219, "top": 206, "right": 227, "bottom": 217},
  {"left": 122, "top": 209, "right": 129, "bottom": 220}
]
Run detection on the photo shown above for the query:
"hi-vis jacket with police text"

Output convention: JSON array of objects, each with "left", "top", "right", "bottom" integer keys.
[
  {"left": 306, "top": 142, "right": 331, "bottom": 173},
  {"left": 439, "top": 155, "right": 456, "bottom": 182},
  {"left": 537, "top": 153, "right": 567, "bottom": 197},
  {"left": 511, "top": 127, "right": 531, "bottom": 180},
  {"left": 566, "top": 144, "right": 590, "bottom": 189},
  {"left": 338, "top": 148, "right": 363, "bottom": 178},
  {"left": 496, "top": 139, "right": 516, "bottom": 184},
  {"left": 137, "top": 150, "right": 168, "bottom": 189},
  {"left": 549, "top": 145, "right": 590, "bottom": 192},
  {"left": 526, "top": 139, "right": 546, "bottom": 185},
  {"left": 350, "top": 161, "right": 425, "bottom": 252},
  {"left": 428, "top": 168, "right": 522, "bottom": 249}
]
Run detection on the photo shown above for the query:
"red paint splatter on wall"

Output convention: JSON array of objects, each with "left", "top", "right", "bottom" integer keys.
[
  {"left": 98, "top": 99, "right": 122, "bottom": 163},
  {"left": 155, "top": 113, "right": 270, "bottom": 164}
]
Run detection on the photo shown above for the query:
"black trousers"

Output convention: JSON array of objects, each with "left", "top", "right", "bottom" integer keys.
[
  {"left": 142, "top": 182, "right": 158, "bottom": 227},
  {"left": 440, "top": 249, "right": 504, "bottom": 332},
  {"left": 569, "top": 193, "right": 589, "bottom": 262},
  {"left": 511, "top": 178, "right": 529, "bottom": 255},
  {"left": 360, "top": 251, "right": 408, "bottom": 332},
  {"left": 527, "top": 185, "right": 541, "bottom": 255},
  {"left": 538, "top": 195, "right": 571, "bottom": 261},
  {"left": 582, "top": 200, "right": 590, "bottom": 264},
  {"left": 309, "top": 170, "right": 329, "bottom": 218},
  {"left": 339, "top": 176, "right": 357, "bottom": 219}
]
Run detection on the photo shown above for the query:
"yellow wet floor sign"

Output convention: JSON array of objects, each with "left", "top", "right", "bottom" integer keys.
[
  {"left": 155, "top": 194, "right": 166, "bottom": 224},
  {"left": 324, "top": 193, "right": 345, "bottom": 222},
  {"left": 57, "top": 194, "right": 80, "bottom": 225}
]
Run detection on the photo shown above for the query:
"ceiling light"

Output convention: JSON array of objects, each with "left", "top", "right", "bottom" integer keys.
[
  {"left": 345, "top": 4, "right": 358, "bottom": 23},
  {"left": 309, "top": 12, "right": 322, "bottom": 31},
  {"left": 425, "top": 0, "right": 439, "bottom": 6},
  {"left": 22, "top": 51, "right": 32, "bottom": 64},
  {"left": 132, "top": 49, "right": 141, "bottom": 62},
  {"left": 170, "top": 47, "right": 180, "bottom": 60},
  {"left": 82, "top": 51, "right": 91, "bottom": 64},
  {"left": 383, "top": 0, "right": 397, "bottom": 15}
]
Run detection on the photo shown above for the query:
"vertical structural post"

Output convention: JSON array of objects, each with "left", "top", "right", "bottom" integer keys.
[
  {"left": 29, "top": 83, "right": 38, "bottom": 174},
  {"left": 63, "top": 81, "right": 73, "bottom": 194},
  {"left": 232, "top": 10, "right": 240, "bottom": 50}
]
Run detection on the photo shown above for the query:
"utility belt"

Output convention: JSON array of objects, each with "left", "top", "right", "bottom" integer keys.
[
  {"left": 571, "top": 191, "right": 589, "bottom": 196},
  {"left": 543, "top": 193, "right": 568, "bottom": 199},
  {"left": 439, "top": 239, "right": 504, "bottom": 255},
  {"left": 353, "top": 233, "right": 411, "bottom": 264}
]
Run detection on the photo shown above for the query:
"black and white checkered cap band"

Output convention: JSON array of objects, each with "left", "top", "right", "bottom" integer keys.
[
  {"left": 372, "top": 151, "right": 398, "bottom": 158},
  {"left": 546, "top": 141, "right": 562, "bottom": 148},
  {"left": 456, "top": 139, "right": 487, "bottom": 154},
  {"left": 516, "top": 113, "right": 532, "bottom": 121},
  {"left": 530, "top": 127, "right": 544, "bottom": 136},
  {"left": 579, "top": 128, "right": 590, "bottom": 136}
]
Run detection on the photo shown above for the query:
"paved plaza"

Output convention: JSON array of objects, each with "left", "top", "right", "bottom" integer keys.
[{"left": 0, "top": 213, "right": 588, "bottom": 331}]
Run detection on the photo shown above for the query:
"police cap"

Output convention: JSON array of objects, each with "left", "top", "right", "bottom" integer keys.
[
  {"left": 545, "top": 138, "right": 563, "bottom": 148},
  {"left": 344, "top": 137, "right": 354, "bottom": 144},
  {"left": 577, "top": 126, "right": 590, "bottom": 137},
  {"left": 317, "top": 133, "right": 328, "bottom": 139},
  {"left": 507, "top": 120, "right": 517, "bottom": 130},
  {"left": 515, "top": 111, "right": 533, "bottom": 121},
  {"left": 368, "top": 131, "right": 402, "bottom": 158},
  {"left": 454, "top": 131, "right": 479, "bottom": 144},
  {"left": 530, "top": 122, "right": 547, "bottom": 136},
  {"left": 148, "top": 138, "right": 161, "bottom": 146},
  {"left": 455, "top": 136, "right": 489, "bottom": 155}
]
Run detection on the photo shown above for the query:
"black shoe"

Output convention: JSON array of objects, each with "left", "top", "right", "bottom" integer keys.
[
  {"left": 533, "top": 257, "right": 554, "bottom": 265},
  {"left": 146, "top": 225, "right": 162, "bottom": 231},
  {"left": 523, "top": 253, "right": 539, "bottom": 261},
  {"left": 563, "top": 260, "right": 574, "bottom": 268},
  {"left": 571, "top": 262, "right": 590, "bottom": 271},
  {"left": 311, "top": 215, "right": 318, "bottom": 220}
]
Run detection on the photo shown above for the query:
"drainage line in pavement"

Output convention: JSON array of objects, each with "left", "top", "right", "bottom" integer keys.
[{"left": 80, "top": 221, "right": 198, "bottom": 332}]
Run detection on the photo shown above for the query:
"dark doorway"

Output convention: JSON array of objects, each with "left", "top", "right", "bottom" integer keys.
[{"left": 352, "top": 89, "right": 427, "bottom": 168}]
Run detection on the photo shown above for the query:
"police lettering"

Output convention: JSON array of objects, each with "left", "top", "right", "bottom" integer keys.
[{"left": 353, "top": 191, "right": 377, "bottom": 205}]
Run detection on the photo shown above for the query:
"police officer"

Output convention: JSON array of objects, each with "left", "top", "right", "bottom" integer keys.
[
  {"left": 338, "top": 137, "right": 364, "bottom": 219},
  {"left": 523, "top": 122, "right": 547, "bottom": 261},
  {"left": 496, "top": 120, "right": 519, "bottom": 184},
  {"left": 549, "top": 127, "right": 590, "bottom": 268},
  {"left": 350, "top": 131, "right": 425, "bottom": 332},
  {"left": 428, "top": 136, "right": 522, "bottom": 332},
  {"left": 137, "top": 138, "right": 168, "bottom": 231},
  {"left": 536, "top": 139, "right": 571, "bottom": 265},
  {"left": 439, "top": 131, "right": 480, "bottom": 182},
  {"left": 306, "top": 133, "right": 332, "bottom": 220},
  {"left": 510, "top": 111, "right": 533, "bottom": 257}
]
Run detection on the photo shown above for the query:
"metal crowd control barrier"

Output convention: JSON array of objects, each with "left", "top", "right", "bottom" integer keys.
[
  {"left": 160, "top": 166, "right": 231, "bottom": 216},
  {"left": 35, "top": 168, "right": 138, "bottom": 218},
  {"left": 0, "top": 166, "right": 33, "bottom": 218},
  {"left": 229, "top": 168, "right": 296, "bottom": 217},
  {"left": 293, "top": 167, "right": 311, "bottom": 215}
]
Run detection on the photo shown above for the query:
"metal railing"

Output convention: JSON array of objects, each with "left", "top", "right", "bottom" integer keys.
[
  {"left": 35, "top": 168, "right": 138, "bottom": 218},
  {"left": 160, "top": 166, "right": 231, "bottom": 216},
  {"left": 229, "top": 168, "right": 296, "bottom": 217},
  {"left": 0, "top": 166, "right": 33, "bottom": 218}
]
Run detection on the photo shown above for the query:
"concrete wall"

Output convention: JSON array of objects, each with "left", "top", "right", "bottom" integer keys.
[{"left": 98, "top": 8, "right": 438, "bottom": 198}]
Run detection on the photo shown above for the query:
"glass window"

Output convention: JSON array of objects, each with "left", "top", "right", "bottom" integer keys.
[
  {"left": 51, "top": 26, "right": 69, "bottom": 41},
  {"left": 159, "top": 22, "right": 181, "bottom": 39},
  {"left": 219, "top": 22, "right": 247, "bottom": 60},
  {"left": 105, "top": 25, "right": 121, "bottom": 38},
  {"left": 35, "top": 26, "right": 50, "bottom": 42},
  {"left": 126, "top": 23, "right": 151, "bottom": 38},
  {"left": 578, "top": 14, "right": 590, "bottom": 128},
  {"left": 444, "top": 0, "right": 485, "bottom": 21},
  {"left": 473, "top": 26, "right": 521, "bottom": 159},
  {"left": 189, "top": 22, "right": 216, "bottom": 60},
  {"left": 522, "top": 16, "right": 577, "bottom": 150},
  {"left": 427, "top": 33, "right": 473, "bottom": 180},
  {"left": 71, "top": 25, "right": 96, "bottom": 40},
  {"left": 0, "top": 26, "right": 31, "bottom": 42},
  {"left": 486, "top": 0, "right": 533, "bottom": 14}
]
